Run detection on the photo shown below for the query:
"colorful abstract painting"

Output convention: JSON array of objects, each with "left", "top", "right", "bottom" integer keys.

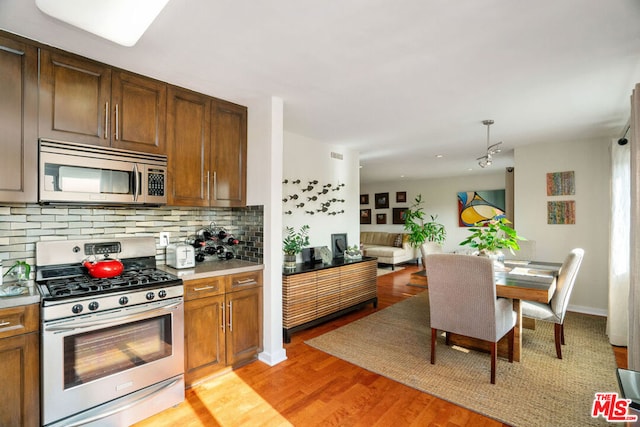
[
  {"left": 546, "top": 171, "right": 575, "bottom": 196},
  {"left": 457, "top": 190, "right": 505, "bottom": 227},
  {"left": 547, "top": 201, "right": 576, "bottom": 224}
]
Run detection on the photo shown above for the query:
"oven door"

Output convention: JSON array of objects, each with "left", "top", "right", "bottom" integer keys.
[{"left": 41, "top": 297, "right": 184, "bottom": 426}]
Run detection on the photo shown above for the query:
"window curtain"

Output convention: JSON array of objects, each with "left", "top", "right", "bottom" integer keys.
[
  {"left": 608, "top": 140, "right": 630, "bottom": 346},
  {"left": 629, "top": 83, "right": 640, "bottom": 370}
]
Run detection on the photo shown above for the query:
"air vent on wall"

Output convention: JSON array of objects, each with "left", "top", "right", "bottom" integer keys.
[{"left": 330, "top": 152, "right": 343, "bottom": 160}]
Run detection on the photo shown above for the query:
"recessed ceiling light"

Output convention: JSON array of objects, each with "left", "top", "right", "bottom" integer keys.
[
  {"left": 36, "top": 0, "right": 170, "bottom": 47},
  {"left": 435, "top": 154, "right": 444, "bottom": 158}
]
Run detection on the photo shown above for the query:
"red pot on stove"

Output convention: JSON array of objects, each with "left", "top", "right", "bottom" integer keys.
[{"left": 83, "top": 257, "right": 124, "bottom": 278}]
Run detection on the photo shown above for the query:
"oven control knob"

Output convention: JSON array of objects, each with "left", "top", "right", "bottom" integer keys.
[
  {"left": 146, "top": 291, "right": 155, "bottom": 301},
  {"left": 88, "top": 301, "right": 99, "bottom": 311},
  {"left": 119, "top": 296, "right": 129, "bottom": 306},
  {"left": 158, "top": 290, "right": 167, "bottom": 298},
  {"left": 72, "top": 304, "right": 83, "bottom": 314}
]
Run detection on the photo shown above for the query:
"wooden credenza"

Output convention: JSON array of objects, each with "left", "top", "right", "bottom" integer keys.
[{"left": 282, "top": 257, "right": 377, "bottom": 343}]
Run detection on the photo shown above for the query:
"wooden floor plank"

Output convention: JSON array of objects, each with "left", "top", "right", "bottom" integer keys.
[{"left": 134, "top": 263, "right": 625, "bottom": 427}]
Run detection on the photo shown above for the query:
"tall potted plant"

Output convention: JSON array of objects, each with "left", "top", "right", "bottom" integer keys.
[
  {"left": 283, "top": 225, "right": 310, "bottom": 269},
  {"left": 459, "top": 216, "right": 524, "bottom": 264},
  {"left": 403, "top": 194, "right": 446, "bottom": 248}
]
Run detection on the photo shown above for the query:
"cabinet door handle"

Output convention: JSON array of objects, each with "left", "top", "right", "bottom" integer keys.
[
  {"left": 235, "top": 278, "right": 256, "bottom": 286},
  {"left": 0, "top": 321, "right": 10, "bottom": 327},
  {"left": 193, "top": 285, "right": 214, "bottom": 292},
  {"left": 104, "top": 102, "right": 109, "bottom": 139},
  {"left": 213, "top": 171, "right": 217, "bottom": 200},
  {"left": 228, "top": 300, "right": 233, "bottom": 332},
  {"left": 115, "top": 103, "right": 119, "bottom": 140},
  {"left": 220, "top": 302, "right": 225, "bottom": 333},
  {"left": 206, "top": 171, "right": 210, "bottom": 201}
]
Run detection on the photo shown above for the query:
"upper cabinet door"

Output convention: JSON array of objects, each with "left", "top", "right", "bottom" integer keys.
[
  {"left": 39, "top": 49, "right": 111, "bottom": 146},
  {"left": 211, "top": 99, "right": 247, "bottom": 207},
  {"left": 0, "top": 35, "right": 38, "bottom": 202},
  {"left": 167, "top": 86, "right": 211, "bottom": 207},
  {"left": 111, "top": 71, "right": 167, "bottom": 154}
]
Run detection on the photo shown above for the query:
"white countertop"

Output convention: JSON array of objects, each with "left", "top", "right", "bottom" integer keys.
[
  {"left": 159, "top": 259, "right": 264, "bottom": 281},
  {"left": 0, "top": 281, "right": 40, "bottom": 309}
]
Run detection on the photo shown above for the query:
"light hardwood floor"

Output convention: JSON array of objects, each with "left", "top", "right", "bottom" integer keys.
[{"left": 134, "top": 264, "right": 626, "bottom": 427}]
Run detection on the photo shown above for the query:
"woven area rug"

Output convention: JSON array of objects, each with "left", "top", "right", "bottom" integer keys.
[{"left": 306, "top": 292, "right": 617, "bottom": 426}]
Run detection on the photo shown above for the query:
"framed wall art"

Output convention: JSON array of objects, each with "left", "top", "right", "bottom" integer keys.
[
  {"left": 396, "top": 191, "right": 407, "bottom": 203},
  {"left": 360, "top": 209, "right": 372, "bottom": 224},
  {"left": 360, "top": 194, "right": 369, "bottom": 205},
  {"left": 546, "top": 171, "right": 575, "bottom": 196},
  {"left": 457, "top": 189, "right": 506, "bottom": 227},
  {"left": 547, "top": 201, "right": 576, "bottom": 224},
  {"left": 331, "top": 233, "right": 348, "bottom": 259},
  {"left": 375, "top": 192, "right": 389, "bottom": 209},
  {"left": 392, "top": 207, "right": 407, "bottom": 224},
  {"left": 376, "top": 213, "right": 387, "bottom": 224}
]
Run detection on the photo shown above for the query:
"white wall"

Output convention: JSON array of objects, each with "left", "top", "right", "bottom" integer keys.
[
  {"left": 362, "top": 137, "right": 610, "bottom": 316},
  {"left": 246, "top": 96, "right": 287, "bottom": 366},
  {"left": 360, "top": 172, "right": 505, "bottom": 253},
  {"left": 283, "top": 132, "right": 360, "bottom": 259},
  {"left": 514, "top": 138, "right": 610, "bottom": 315}
]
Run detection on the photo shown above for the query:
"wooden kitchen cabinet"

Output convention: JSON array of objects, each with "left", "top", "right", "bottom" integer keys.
[
  {"left": 167, "top": 86, "right": 211, "bottom": 207},
  {"left": 183, "top": 270, "right": 263, "bottom": 387},
  {"left": 0, "top": 34, "right": 38, "bottom": 202},
  {"left": 167, "top": 86, "right": 247, "bottom": 207},
  {"left": 39, "top": 49, "right": 167, "bottom": 154},
  {"left": 225, "top": 270, "right": 262, "bottom": 366},
  {"left": 0, "top": 303, "right": 40, "bottom": 427},
  {"left": 184, "top": 293, "right": 226, "bottom": 385},
  {"left": 210, "top": 99, "right": 247, "bottom": 207},
  {"left": 110, "top": 70, "right": 167, "bottom": 154}
]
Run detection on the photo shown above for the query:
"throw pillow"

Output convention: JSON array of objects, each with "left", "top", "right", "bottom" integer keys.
[{"left": 393, "top": 234, "right": 403, "bottom": 248}]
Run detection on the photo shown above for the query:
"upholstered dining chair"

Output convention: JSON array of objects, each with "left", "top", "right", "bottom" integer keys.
[
  {"left": 420, "top": 241, "right": 443, "bottom": 269},
  {"left": 425, "top": 254, "right": 516, "bottom": 384},
  {"left": 521, "top": 248, "right": 585, "bottom": 359}
]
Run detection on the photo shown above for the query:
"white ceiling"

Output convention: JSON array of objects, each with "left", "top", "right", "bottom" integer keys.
[{"left": 2, "top": 0, "right": 640, "bottom": 184}]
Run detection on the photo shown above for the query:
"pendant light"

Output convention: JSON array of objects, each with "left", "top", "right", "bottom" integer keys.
[{"left": 477, "top": 119, "right": 502, "bottom": 168}]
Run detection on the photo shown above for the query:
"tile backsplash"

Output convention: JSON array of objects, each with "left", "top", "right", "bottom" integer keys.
[{"left": 0, "top": 204, "right": 264, "bottom": 281}]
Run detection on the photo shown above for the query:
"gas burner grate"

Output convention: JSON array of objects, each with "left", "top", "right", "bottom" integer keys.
[{"left": 43, "top": 269, "right": 180, "bottom": 299}]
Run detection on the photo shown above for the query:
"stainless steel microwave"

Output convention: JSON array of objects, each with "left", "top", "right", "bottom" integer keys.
[{"left": 39, "top": 139, "right": 168, "bottom": 206}]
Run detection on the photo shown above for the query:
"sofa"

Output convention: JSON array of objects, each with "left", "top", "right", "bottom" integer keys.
[{"left": 360, "top": 231, "right": 418, "bottom": 269}]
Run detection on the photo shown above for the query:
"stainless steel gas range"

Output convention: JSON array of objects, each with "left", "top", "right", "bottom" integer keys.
[{"left": 36, "top": 237, "right": 185, "bottom": 427}]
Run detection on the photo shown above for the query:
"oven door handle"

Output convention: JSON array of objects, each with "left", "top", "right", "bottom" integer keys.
[
  {"left": 60, "top": 377, "right": 182, "bottom": 427},
  {"left": 44, "top": 300, "right": 182, "bottom": 332}
]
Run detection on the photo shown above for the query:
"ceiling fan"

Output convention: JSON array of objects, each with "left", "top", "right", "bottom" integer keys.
[{"left": 477, "top": 119, "right": 502, "bottom": 168}]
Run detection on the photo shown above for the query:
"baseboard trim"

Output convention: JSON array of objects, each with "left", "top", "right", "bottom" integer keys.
[
  {"left": 568, "top": 304, "right": 607, "bottom": 317},
  {"left": 258, "top": 348, "right": 288, "bottom": 366}
]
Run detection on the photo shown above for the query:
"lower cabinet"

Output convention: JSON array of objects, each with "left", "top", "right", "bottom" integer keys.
[
  {"left": 0, "top": 303, "right": 40, "bottom": 427},
  {"left": 184, "top": 270, "right": 262, "bottom": 387}
]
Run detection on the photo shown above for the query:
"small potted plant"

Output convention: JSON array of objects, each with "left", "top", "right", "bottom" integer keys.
[
  {"left": 404, "top": 194, "right": 446, "bottom": 248},
  {"left": 3, "top": 260, "right": 31, "bottom": 282},
  {"left": 283, "top": 225, "right": 310, "bottom": 269},
  {"left": 344, "top": 245, "right": 362, "bottom": 260},
  {"left": 459, "top": 215, "right": 524, "bottom": 265}
]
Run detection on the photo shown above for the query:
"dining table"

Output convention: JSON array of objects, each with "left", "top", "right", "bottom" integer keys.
[{"left": 409, "top": 259, "right": 562, "bottom": 362}]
